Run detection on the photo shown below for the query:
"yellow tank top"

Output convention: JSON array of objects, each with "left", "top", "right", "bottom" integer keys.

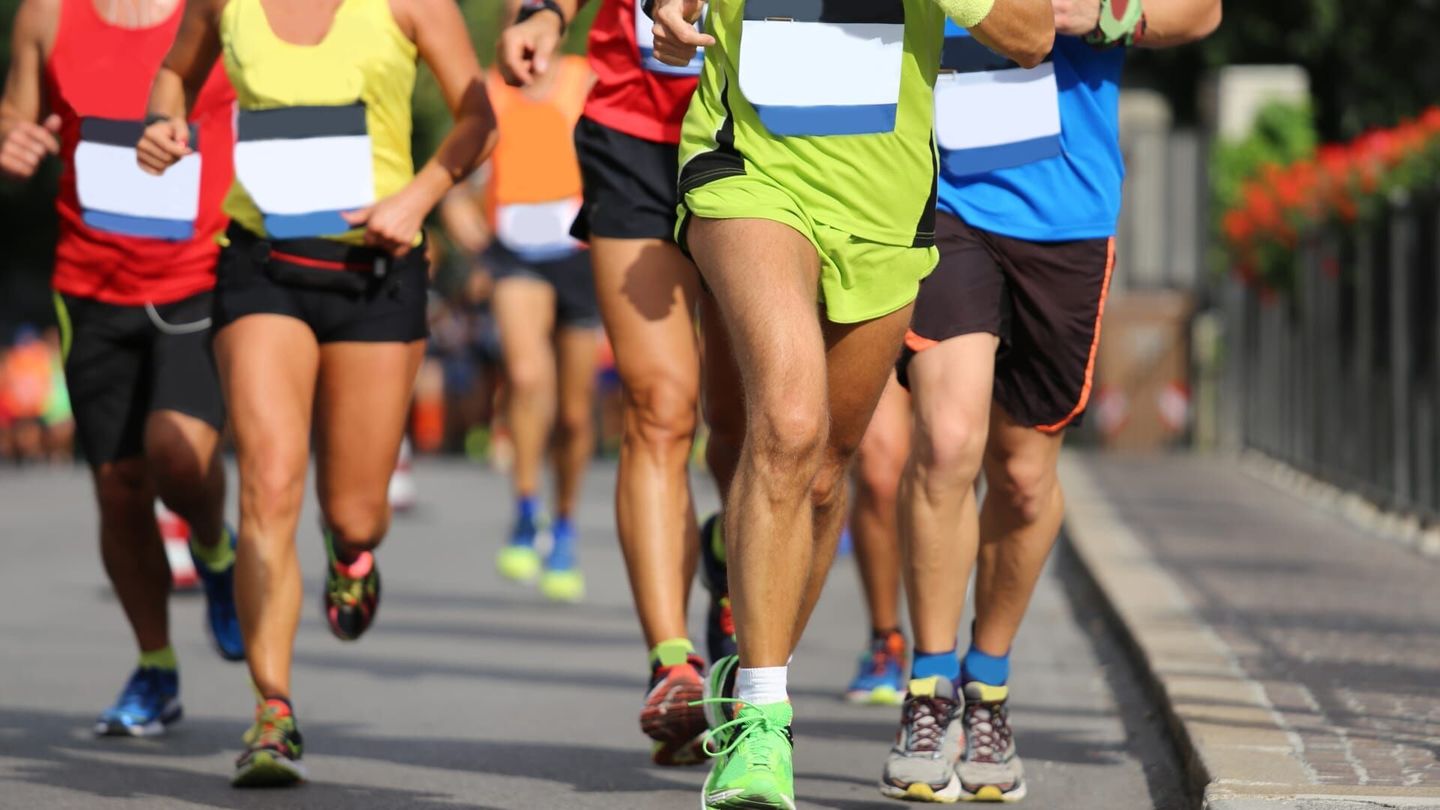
[{"left": 220, "top": 0, "right": 417, "bottom": 244}]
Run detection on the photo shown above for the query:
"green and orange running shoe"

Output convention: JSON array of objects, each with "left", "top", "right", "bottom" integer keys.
[
  {"left": 322, "top": 530, "right": 381, "bottom": 641},
  {"left": 701, "top": 701, "right": 796, "bottom": 810},
  {"left": 232, "top": 698, "right": 305, "bottom": 788}
]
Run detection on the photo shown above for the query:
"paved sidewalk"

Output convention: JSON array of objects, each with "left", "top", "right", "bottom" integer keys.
[
  {"left": 0, "top": 459, "right": 1181, "bottom": 809},
  {"left": 1063, "top": 452, "right": 1440, "bottom": 810}
]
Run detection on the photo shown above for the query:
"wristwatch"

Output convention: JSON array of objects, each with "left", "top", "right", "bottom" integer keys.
[{"left": 516, "top": 0, "right": 567, "bottom": 34}]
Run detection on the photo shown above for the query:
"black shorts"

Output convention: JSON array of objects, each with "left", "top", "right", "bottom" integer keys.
[
  {"left": 58, "top": 290, "right": 225, "bottom": 464},
  {"left": 213, "top": 225, "right": 430, "bottom": 343},
  {"left": 571, "top": 116, "right": 681, "bottom": 242},
  {"left": 899, "top": 212, "right": 1115, "bottom": 432},
  {"left": 488, "top": 244, "right": 601, "bottom": 329}
]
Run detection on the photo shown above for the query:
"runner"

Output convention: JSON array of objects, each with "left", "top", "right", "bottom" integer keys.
[
  {"left": 0, "top": 0, "right": 242, "bottom": 737},
  {"left": 878, "top": 0, "right": 1221, "bottom": 802},
  {"left": 496, "top": 0, "right": 733, "bottom": 766},
  {"left": 844, "top": 375, "right": 911, "bottom": 706},
  {"left": 649, "top": 1, "right": 1053, "bottom": 807},
  {"left": 138, "top": 0, "right": 495, "bottom": 785},
  {"left": 444, "top": 47, "right": 601, "bottom": 603}
]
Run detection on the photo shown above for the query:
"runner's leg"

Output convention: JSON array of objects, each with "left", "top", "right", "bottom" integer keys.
[
  {"left": 93, "top": 459, "right": 168, "bottom": 653},
  {"left": 553, "top": 325, "right": 599, "bottom": 522},
  {"left": 494, "top": 276, "right": 559, "bottom": 524}
]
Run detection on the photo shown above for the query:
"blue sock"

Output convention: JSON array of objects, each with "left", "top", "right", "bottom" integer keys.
[
  {"left": 910, "top": 648, "right": 960, "bottom": 682},
  {"left": 513, "top": 496, "right": 538, "bottom": 545},
  {"left": 961, "top": 644, "right": 1010, "bottom": 686},
  {"left": 548, "top": 516, "right": 576, "bottom": 569}
]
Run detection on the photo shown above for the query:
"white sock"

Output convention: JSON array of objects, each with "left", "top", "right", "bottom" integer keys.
[{"left": 736, "top": 666, "right": 789, "bottom": 705}]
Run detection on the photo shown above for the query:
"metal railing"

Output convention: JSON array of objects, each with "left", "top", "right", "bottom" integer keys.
[{"left": 1221, "top": 187, "right": 1440, "bottom": 516}]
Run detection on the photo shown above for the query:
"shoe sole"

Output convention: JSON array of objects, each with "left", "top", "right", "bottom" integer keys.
[
  {"left": 641, "top": 677, "right": 707, "bottom": 764},
  {"left": 94, "top": 702, "right": 182, "bottom": 738},
  {"left": 957, "top": 782, "right": 1026, "bottom": 803},
  {"left": 652, "top": 731, "right": 708, "bottom": 767},
  {"left": 232, "top": 751, "right": 307, "bottom": 788},
  {"left": 878, "top": 775, "right": 962, "bottom": 803},
  {"left": 846, "top": 686, "right": 905, "bottom": 706},
  {"left": 323, "top": 567, "right": 381, "bottom": 642},
  {"left": 701, "top": 789, "right": 797, "bottom": 809}
]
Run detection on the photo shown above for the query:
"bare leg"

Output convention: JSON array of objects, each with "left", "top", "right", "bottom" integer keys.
[
  {"left": 553, "top": 327, "right": 599, "bottom": 519},
  {"left": 850, "top": 374, "right": 909, "bottom": 635},
  {"left": 92, "top": 458, "right": 169, "bottom": 652},
  {"left": 144, "top": 410, "right": 225, "bottom": 549},
  {"left": 700, "top": 292, "right": 744, "bottom": 499},
  {"left": 493, "top": 278, "right": 559, "bottom": 504}
]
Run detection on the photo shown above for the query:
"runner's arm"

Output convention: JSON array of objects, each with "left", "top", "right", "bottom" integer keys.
[
  {"left": 440, "top": 169, "right": 495, "bottom": 257},
  {"left": 496, "top": 0, "right": 586, "bottom": 86},
  {"left": 138, "top": 0, "right": 224, "bottom": 174},
  {"left": 0, "top": 0, "right": 61, "bottom": 181},
  {"left": 959, "top": 0, "right": 1056, "bottom": 69},
  {"left": 340, "top": 0, "right": 498, "bottom": 256},
  {"left": 1135, "top": 0, "right": 1220, "bottom": 48}
]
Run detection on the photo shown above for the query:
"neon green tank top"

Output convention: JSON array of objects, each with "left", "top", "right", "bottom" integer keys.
[{"left": 220, "top": 0, "right": 418, "bottom": 243}]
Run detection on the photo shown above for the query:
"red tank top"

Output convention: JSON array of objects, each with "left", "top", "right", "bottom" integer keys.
[
  {"left": 46, "top": 0, "right": 235, "bottom": 306},
  {"left": 582, "top": 0, "right": 698, "bottom": 144}
]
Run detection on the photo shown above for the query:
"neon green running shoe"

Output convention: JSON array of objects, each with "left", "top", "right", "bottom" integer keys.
[
  {"left": 496, "top": 545, "right": 541, "bottom": 583},
  {"left": 701, "top": 701, "right": 796, "bottom": 810},
  {"left": 539, "top": 568, "right": 585, "bottom": 602}
]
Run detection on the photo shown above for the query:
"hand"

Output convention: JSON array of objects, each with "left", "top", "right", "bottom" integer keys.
[
  {"left": 136, "top": 117, "right": 192, "bottom": 176},
  {"left": 0, "top": 114, "right": 61, "bottom": 181},
  {"left": 1052, "top": 0, "right": 1101, "bottom": 36},
  {"left": 497, "top": 12, "right": 565, "bottom": 87},
  {"left": 342, "top": 188, "right": 428, "bottom": 257},
  {"left": 651, "top": 0, "right": 713, "bottom": 67}
]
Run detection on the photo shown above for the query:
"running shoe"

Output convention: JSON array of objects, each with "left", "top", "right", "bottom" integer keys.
[
  {"left": 698, "top": 513, "right": 737, "bottom": 664},
  {"left": 538, "top": 522, "right": 585, "bottom": 603},
  {"left": 878, "top": 676, "right": 963, "bottom": 803},
  {"left": 701, "top": 701, "right": 796, "bottom": 810},
  {"left": 93, "top": 666, "right": 182, "bottom": 737},
  {"left": 703, "top": 652, "right": 741, "bottom": 732},
  {"left": 641, "top": 652, "right": 709, "bottom": 766},
  {"left": 322, "top": 530, "right": 381, "bottom": 642},
  {"left": 955, "top": 682, "right": 1026, "bottom": 802},
  {"left": 233, "top": 698, "right": 306, "bottom": 788},
  {"left": 192, "top": 524, "right": 244, "bottom": 661},
  {"left": 495, "top": 516, "right": 542, "bottom": 584},
  {"left": 388, "top": 444, "right": 418, "bottom": 513},
  {"left": 846, "top": 629, "right": 908, "bottom": 706}
]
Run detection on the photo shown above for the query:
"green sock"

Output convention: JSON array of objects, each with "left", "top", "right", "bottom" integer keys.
[
  {"left": 649, "top": 638, "right": 695, "bottom": 668},
  {"left": 708, "top": 517, "right": 727, "bottom": 565},
  {"left": 190, "top": 526, "right": 235, "bottom": 573},
  {"left": 138, "top": 645, "right": 178, "bottom": 671}
]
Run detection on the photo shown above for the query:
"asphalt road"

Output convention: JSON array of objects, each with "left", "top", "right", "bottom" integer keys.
[{"left": 0, "top": 459, "right": 1186, "bottom": 809}]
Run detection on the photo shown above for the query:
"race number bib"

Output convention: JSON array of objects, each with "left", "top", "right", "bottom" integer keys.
[
  {"left": 935, "top": 22, "right": 1060, "bottom": 176},
  {"left": 636, "top": 2, "right": 704, "bottom": 76},
  {"left": 234, "top": 103, "right": 374, "bottom": 239},
  {"left": 496, "top": 197, "right": 583, "bottom": 263},
  {"left": 75, "top": 118, "right": 201, "bottom": 241},
  {"left": 738, "top": 0, "right": 905, "bottom": 137}
]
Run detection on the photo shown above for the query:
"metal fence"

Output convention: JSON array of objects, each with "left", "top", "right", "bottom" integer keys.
[{"left": 1222, "top": 188, "right": 1440, "bottom": 516}]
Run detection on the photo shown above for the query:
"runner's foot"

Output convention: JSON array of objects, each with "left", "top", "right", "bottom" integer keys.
[
  {"left": 496, "top": 508, "right": 541, "bottom": 584},
  {"left": 192, "top": 524, "right": 244, "bottom": 661},
  {"left": 878, "top": 676, "right": 963, "bottom": 803},
  {"left": 538, "top": 517, "right": 584, "bottom": 602},
  {"left": 93, "top": 666, "right": 182, "bottom": 737},
  {"left": 846, "top": 629, "right": 907, "bottom": 706},
  {"left": 702, "top": 701, "right": 796, "bottom": 809},
  {"left": 956, "top": 682, "right": 1026, "bottom": 802},
  {"left": 322, "top": 530, "right": 381, "bottom": 641},
  {"left": 641, "top": 644, "right": 709, "bottom": 766},
  {"left": 232, "top": 698, "right": 306, "bottom": 788}
]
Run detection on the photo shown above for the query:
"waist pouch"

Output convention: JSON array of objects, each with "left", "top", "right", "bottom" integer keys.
[{"left": 227, "top": 224, "right": 411, "bottom": 295}]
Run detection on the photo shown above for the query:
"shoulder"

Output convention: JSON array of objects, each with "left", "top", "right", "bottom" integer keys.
[{"left": 387, "top": 0, "right": 464, "bottom": 42}]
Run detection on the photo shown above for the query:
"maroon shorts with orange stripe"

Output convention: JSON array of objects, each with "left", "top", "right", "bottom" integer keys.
[{"left": 898, "top": 212, "right": 1115, "bottom": 434}]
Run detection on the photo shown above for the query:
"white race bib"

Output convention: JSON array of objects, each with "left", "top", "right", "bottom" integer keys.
[
  {"left": 935, "top": 26, "right": 1060, "bottom": 176},
  {"left": 75, "top": 118, "right": 201, "bottom": 241},
  {"left": 234, "top": 103, "right": 374, "bottom": 239},
  {"left": 738, "top": 0, "right": 905, "bottom": 137},
  {"left": 496, "top": 198, "right": 583, "bottom": 263},
  {"left": 635, "top": 2, "right": 705, "bottom": 76}
]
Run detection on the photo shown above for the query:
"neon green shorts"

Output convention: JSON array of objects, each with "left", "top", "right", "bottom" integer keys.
[{"left": 678, "top": 175, "right": 937, "bottom": 324}]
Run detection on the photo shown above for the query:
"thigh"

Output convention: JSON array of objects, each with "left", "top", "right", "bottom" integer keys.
[
  {"left": 855, "top": 373, "right": 910, "bottom": 479},
  {"left": 313, "top": 340, "right": 426, "bottom": 510},
  {"left": 822, "top": 306, "right": 915, "bottom": 462},
  {"left": 993, "top": 235, "right": 1115, "bottom": 433},
  {"left": 59, "top": 295, "right": 150, "bottom": 464},
  {"left": 699, "top": 291, "right": 744, "bottom": 436},
  {"left": 492, "top": 275, "right": 559, "bottom": 371},
  {"left": 150, "top": 291, "right": 226, "bottom": 433},
  {"left": 214, "top": 315, "right": 319, "bottom": 489},
  {"left": 590, "top": 236, "right": 700, "bottom": 391}
]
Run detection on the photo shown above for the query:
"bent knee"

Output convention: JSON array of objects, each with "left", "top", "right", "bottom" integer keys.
[
  {"left": 94, "top": 459, "right": 152, "bottom": 512},
  {"left": 913, "top": 413, "right": 987, "bottom": 491},
  {"left": 989, "top": 453, "right": 1060, "bottom": 524},
  {"left": 751, "top": 401, "right": 828, "bottom": 481},
  {"left": 623, "top": 376, "right": 697, "bottom": 450},
  {"left": 322, "top": 493, "right": 390, "bottom": 548}
]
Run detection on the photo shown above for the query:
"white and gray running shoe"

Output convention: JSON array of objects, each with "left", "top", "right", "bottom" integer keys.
[
  {"left": 955, "top": 681, "right": 1026, "bottom": 802},
  {"left": 878, "top": 676, "right": 964, "bottom": 803}
]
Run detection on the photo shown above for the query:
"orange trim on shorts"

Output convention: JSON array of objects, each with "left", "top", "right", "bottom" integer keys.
[
  {"left": 904, "top": 329, "right": 939, "bottom": 353},
  {"left": 1035, "top": 236, "right": 1115, "bottom": 435}
]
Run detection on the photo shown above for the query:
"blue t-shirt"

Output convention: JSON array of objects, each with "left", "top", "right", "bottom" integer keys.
[{"left": 935, "top": 26, "right": 1125, "bottom": 242}]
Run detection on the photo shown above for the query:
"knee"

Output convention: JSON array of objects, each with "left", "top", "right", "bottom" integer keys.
[
  {"left": 144, "top": 433, "right": 209, "bottom": 492},
  {"left": 240, "top": 454, "right": 307, "bottom": 522},
  {"left": 912, "top": 413, "right": 987, "bottom": 494},
  {"left": 988, "top": 451, "right": 1059, "bottom": 524},
  {"left": 94, "top": 459, "right": 151, "bottom": 514},
  {"left": 751, "top": 399, "right": 828, "bottom": 484},
  {"left": 857, "top": 441, "right": 906, "bottom": 506},
  {"left": 322, "top": 492, "right": 390, "bottom": 549},
  {"left": 556, "top": 400, "right": 593, "bottom": 442},
  {"left": 623, "top": 377, "right": 697, "bottom": 453},
  {"left": 505, "top": 357, "right": 548, "bottom": 399}
]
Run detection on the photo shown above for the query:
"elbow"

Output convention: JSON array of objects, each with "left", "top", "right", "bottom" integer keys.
[
  {"left": 1197, "top": 2, "right": 1223, "bottom": 40},
  {"left": 1013, "top": 28, "right": 1054, "bottom": 69}
]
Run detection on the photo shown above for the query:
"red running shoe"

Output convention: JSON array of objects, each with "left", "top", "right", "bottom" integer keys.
[{"left": 640, "top": 653, "right": 709, "bottom": 766}]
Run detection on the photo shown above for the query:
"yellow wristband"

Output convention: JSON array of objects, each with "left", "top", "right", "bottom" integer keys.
[{"left": 935, "top": 0, "right": 996, "bottom": 29}]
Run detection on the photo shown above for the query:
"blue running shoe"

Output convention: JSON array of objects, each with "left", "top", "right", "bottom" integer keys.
[
  {"left": 192, "top": 525, "right": 244, "bottom": 662},
  {"left": 539, "top": 519, "right": 585, "bottom": 603},
  {"left": 845, "top": 630, "right": 907, "bottom": 706},
  {"left": 698, "top": 513, "right": 736, "bottom": 664},
  {"left": 94, "top": 667, "right": 182, "bottom": 737}
]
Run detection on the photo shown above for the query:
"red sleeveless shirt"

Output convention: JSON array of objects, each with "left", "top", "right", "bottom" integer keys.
[
  {"left": 582, "top": 0, "right": 698, "bottom": 144},
  {"left": 46, "top": 0, "right": 235, "bottom": 306}
]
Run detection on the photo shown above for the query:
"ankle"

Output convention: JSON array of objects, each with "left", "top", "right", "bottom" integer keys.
[{"left": 736, "top": 665, "right": 788, "bottom": 705}]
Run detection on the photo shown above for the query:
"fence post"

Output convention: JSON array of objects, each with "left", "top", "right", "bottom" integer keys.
[{"left": 1389, "top": 192, "right": 1414, "bottom": 509}]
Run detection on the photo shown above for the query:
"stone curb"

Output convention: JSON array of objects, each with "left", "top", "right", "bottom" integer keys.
[{"left": 1058, "top": 456, "right": 1440, "bottom": 810}]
